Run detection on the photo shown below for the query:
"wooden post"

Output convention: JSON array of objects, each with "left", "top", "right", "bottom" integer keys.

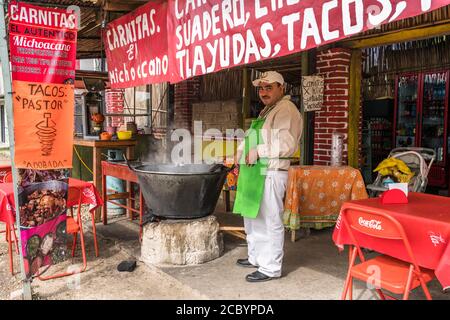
[
  {"left": 348, "top": 49, "right": 362, "bottom": 168},
  {"left": 300, "top": 50, "right": 317, "bottom": 166},
  {"left": 242, "top": 68, "right": 251, "bottom": 129},
  {"left": 300, "top": 52, "right": 308, "bottom": 165},
  {"left": 93, "top": 146, "right": 103, "bottom": 221},
  {"left": 341, "top": 23, "right": 450, "bottom": 49}
]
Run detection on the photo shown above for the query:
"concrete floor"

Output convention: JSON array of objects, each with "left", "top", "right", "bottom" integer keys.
[
  {"left": 159, "top": 210, "right": 450, "bottom": 300},
  {"left": 1, "top": 204, "right": 449, "bottom": 300},
  {"left": 0, "top": 215, "right": 205, "bottom": 300}
]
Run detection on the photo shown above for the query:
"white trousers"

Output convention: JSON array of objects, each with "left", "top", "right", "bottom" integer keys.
[{"left": 244, "top": 170, "right": 288, "bottom": 277}]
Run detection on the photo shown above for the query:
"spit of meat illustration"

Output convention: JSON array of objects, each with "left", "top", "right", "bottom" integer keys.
[{"left": 36, "top": 113, "right": 57, "bottom": 156}]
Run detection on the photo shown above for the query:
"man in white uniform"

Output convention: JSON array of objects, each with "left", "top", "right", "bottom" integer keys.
[{"left": 233, "top": 71, "right": 303, "bottom": 282}]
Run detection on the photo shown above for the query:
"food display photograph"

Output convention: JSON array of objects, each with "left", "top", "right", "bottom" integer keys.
[
  {"left": 22, "top": 218, "right": 69, "bottom": 278},
  {"left": 18, "top": 181, "right": 68, "bottom": 228},
  {"left": 18, "top": 169, "right": 69, "bottom": 187}
]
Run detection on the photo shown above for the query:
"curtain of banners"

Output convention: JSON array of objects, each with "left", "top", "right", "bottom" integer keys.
[{"left": 104, "top": 0, "right": 450, "bottom": 87}]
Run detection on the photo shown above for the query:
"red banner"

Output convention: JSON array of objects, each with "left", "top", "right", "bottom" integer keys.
[
  {"left": 9, "top": 2, "right": 77, "bottom": 169},
  {"left": 167, "top": 0, "right": 450, "bottom": 83},
  {"left": 9, "top": 2, "right": 77, "bottom": 85},
  {"left": 103, "top": 0, "right": 170, "bottom": 89}
]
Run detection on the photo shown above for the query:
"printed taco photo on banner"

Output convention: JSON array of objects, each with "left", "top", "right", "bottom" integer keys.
[{"left": 18, "top": 176, "right": 69, "bottom": 278}]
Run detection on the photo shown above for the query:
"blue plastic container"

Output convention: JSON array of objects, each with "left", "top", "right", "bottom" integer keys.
[{"left": 106, "top": 149, "right": 125, "bottom": 217}]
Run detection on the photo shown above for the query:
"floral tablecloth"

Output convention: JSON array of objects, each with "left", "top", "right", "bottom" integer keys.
[
  {"left": 223, "top": 163, "right": 239, "bottom": 191},
  {"left": 283, "top": 166, "right": 368, "bottom": 230}
]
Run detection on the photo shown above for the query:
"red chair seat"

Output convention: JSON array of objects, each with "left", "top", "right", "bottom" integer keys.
[
  {"left": 66, "top": 217, "right": 80, "bottom": 234},
  {"left": 351, "top": 255, "right": 435, "bottom": 295}
]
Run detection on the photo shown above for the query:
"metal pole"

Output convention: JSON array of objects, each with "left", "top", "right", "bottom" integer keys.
[
  {"left": 0, "top": 0, "right": 33, "bottom": 300},
  {"left": 147, "top": 84, "right": 151, "bottom": 128}
]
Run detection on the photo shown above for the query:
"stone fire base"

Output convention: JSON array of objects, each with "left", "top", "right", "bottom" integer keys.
[{"left": 140, "top": 215, "right": 224, "bottom": 266}]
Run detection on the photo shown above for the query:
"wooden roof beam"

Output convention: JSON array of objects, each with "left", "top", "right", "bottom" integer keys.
[
  {"left": 78, "top": 36, "right": 101, "bottom": 40},
  {"left": 102, "top": 0, "right": 142, "bottom": 12},
  {"left": 340, "top": 21, "right": 450, "bottom": 49}
]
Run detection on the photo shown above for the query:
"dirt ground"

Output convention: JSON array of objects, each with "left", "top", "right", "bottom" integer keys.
[
  {"left": 2, "top": 203, "right": 450, "bottom": 300},
  {"left": 0, "top": 217, "right": 206, "bottom": 300}
]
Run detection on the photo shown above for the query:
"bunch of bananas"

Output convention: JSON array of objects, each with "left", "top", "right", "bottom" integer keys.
[{"left": 373, "top": 157, "right": 415, "bottom": 183}]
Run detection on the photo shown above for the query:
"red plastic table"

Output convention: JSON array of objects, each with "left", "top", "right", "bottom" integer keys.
[
  {"left": 0, "top": 178, "right": 103, "bottom": 274},
  {"left": 101, "top": 161, "right": 143, "bottom": 238},
  {"left": 332, "top": 192, "right": 450, "bottom": 291},
  {"left": 67, "top": 178, "right": 104, "bottom": 213},
  {"left": 0, "top": 178, "right": 103, "bottom": 225},
  {"left": 0, "top": 164, "right": 12, "bottom": 183},
  {"left": 0, "top": 183, "right": 15, "bottom": 226}
]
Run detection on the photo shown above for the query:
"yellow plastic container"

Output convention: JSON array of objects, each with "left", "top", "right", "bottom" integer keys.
[{"left": 117, "top": 130, "right": 132, "bottom": 140}]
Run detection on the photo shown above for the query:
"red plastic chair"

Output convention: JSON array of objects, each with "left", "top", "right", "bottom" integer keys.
[
  {"left": 340, "top": 206, "right": 435, "bottom": 300},
  {"left": 1, "top": 221, "right": 19, "bottom": 275},
  {"left": 38, "top": 186, "right": 87, "bottom": 280},
  {"left": 3, "top": 171, "right": 12, "bottom": 183},
  {"left": 68, "top": 178, "right": 99, "bottom": 257},
  {"left": 1, "top": 170, "right": 18, "bottom": 275}
]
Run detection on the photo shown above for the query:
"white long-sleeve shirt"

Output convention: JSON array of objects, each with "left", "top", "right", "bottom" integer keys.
[{"left": 238, "top": 95, "right": 303, "bottom": 170}]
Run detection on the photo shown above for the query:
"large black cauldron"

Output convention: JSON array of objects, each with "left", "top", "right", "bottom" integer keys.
[{"left": 129, "top": 163, "right": 231, "bottom": 219}]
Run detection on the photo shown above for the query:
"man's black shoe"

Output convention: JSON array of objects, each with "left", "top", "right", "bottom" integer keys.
[
  {"left": 245, "top": 271, "right": 279, "bottom": 283},
  {"left": 236, "top": 258, "right": 257, "bottom": 268}
]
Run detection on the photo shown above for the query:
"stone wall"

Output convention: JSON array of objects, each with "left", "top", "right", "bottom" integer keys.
[{"left": 192, "top": 100, "right": 241, "bottom": 134}]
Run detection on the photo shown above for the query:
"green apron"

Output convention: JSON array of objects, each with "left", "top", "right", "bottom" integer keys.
[{"left": 232, "top": 118, "right": 268, "bottom": 218}]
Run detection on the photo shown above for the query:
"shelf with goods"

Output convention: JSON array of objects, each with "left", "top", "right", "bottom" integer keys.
[
  {"left": 360, "top": 125, "right": 372, "bottom": 184},
  {"left": 394, "top": 71, "right": 450, "bottom": 188},
  {"left": 361, "top": 118, "right": 393, "bottom": 184}
]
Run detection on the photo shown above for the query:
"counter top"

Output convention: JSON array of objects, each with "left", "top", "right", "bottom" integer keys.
[{"left": 73, "top": 138, "right": 138, "bottom": 147}]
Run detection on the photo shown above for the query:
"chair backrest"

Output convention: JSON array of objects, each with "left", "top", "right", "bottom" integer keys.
[
  {"left": 67, "top": 186, "right": 83, "bottom": 224},
  {"left": 340, "top": 205, "right": 420, "bottom": 268},
  {"left": 68, "top": 186, "right": 82, "bottom": 206}
]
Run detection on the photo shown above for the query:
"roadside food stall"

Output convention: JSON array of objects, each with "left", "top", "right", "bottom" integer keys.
[
  {"left": 97, "top": 0, "right": 450, "bottom": 245},
  {"left": 3, "top": 0, "right": 450, "bottom": 300}
]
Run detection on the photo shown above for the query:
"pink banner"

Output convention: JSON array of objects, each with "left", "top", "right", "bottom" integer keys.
[
  {"left": 103, "top": 0, "right": 170, "bottom": 89},
  {"left": 167, "top": 0, "right": 450, "bottom": 83}
]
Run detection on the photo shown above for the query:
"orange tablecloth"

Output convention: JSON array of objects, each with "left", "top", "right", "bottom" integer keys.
[{"left": 283, "top": 166, "right": 368, "bottom": 230}]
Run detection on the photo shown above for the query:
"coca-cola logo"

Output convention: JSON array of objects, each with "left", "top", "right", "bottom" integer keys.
[{"left": 358, "top": 217, "right": 383, "bottom": 231}]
